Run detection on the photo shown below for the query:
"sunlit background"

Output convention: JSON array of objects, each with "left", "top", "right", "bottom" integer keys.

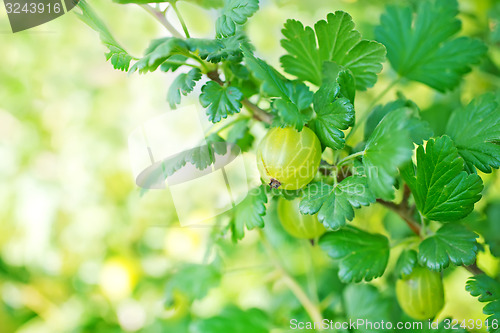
[{"left": 1, "top": 0, "right": 500, "bottom": 332}]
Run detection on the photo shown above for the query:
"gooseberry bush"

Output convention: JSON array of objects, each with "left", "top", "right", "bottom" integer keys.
[{"left": 79, "top": 0, "right": 500, "bottom": 331}]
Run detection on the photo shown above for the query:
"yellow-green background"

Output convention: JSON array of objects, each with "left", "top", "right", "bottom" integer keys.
[{"left": 0, "top": 0, "right": 499, "bottom": 332}]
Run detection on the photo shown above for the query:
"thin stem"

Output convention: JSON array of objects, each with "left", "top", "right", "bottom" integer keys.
[
  {"left": 185, "top": 53, "right": 210, "bottom": 72},
  {"left": 241, "top": 100, "right": 273, "bottom": 124},
  {"left": 346, "top": 77, "right": 401, "bottom": 142},
  {"left": 376, "top": 199, "right": 422, "bottom": 237},
  {"left": 303, "top": 240, "right": 320, "bottom": 305},
  {"left": 171, "top": 2, "right": 191, "bottom": 38},
  {"left": 161, "top": 60, "right": 200, "bottom": 69},
  {"left": 140, "top": 5, "right": 183, "bottom": 38},
  {"left": 259, "top": 230, "right": 324, "bottom": 327},
  {"left": 367, "top": 77, "right": 401, "bottom": 112},
  {"left": 204, "top": 116, "right": 249, "bottom": 136},
  {"left": 390, "top": 236, "right": 420, "bottom": 249},
  {"left": 336, "top": 151, "right": 365, "bottom": 167}
]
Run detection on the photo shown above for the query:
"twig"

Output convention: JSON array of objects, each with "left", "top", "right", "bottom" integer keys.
[
  {"left": 376, "top": 199, "right": 422, "bottom": 237},
  {"left": 140, "top": 4, "right": 183, "bottom": 38},
  {"left": 377, "top": 194, "right": 487, "bottom": 276},
  {"left": 241, "top": 100, "right": 273, "bottom": 124},
  {"left": 465, "top": 262, "right": 486, "bottom": 275}
]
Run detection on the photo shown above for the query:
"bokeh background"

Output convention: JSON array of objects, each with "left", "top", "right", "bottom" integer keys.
[{"left": 1, "top": 0, "right": 500, "bottom": 332}]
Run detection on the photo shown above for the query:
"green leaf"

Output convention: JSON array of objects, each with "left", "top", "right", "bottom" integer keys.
[
  {"left": 186, "top": 35, "right": 251, "bottom": 63},
  {"left": 164, "top": 263, "right": 221, "bottom": 306},
  {"left": 299, "top": 176, "right": 375, "bottom": 229},
  {"left": 363, "top": 108, "right": 414, "bottom": 200},
  {"left": 184, "top": 38, "right": 223, "bottom": 56},
  {"left": 243, "top": 47, "right": 289, "bottom": 98},
  {"left": 406, "top": 136, "right": 483, "bottom": 221},
  {"left": 467, "top": 275, "right": 500, "bottom": 333},
  {"left": 146, "top": 138, "right": 229, "bottom": 189},
  {"left": 365, "top": 101, "right": 433, "bottom": 145},
  {"left": 271, "top": 100, "right": 310, "bottom": 131},
  {"left": 343, "top": 284, "right": 392, "bottom": 333},
  {"left": 132, "top": 36, "right": 241, "bottom": 73},
  {"left": 160, "top": 54, "right": 189, "bottom": 72},
  {"left": 319, "top": 176, "right": 375, "bottom": 230},
  {"left": 280, "top": 12, "right": 386, "bottom": 90},
  {"left": 446, "top": 93, "right": 500, "bottom": 173},
  {"left": 319, "top": 226, "right": 390, "bottom": 282},
  {"left": 420, "top": 99, "right": 458, "bottom": 137},
  {"left": 299, "top": 182, "right": 333, "bottom": 215},
  {"left": 200, "top": 82, "right": 243, "bottom": 123},
  {"left": 189, "top": 306, "right": 270, "bottom": 333},
  {"left": 130, "top": 38, "right": 188, "bottom": 74},
  {"left": 482, "top": 203, "right": 500, "bottom": 257},
  {"left": 418, "top": 224, "right": 478, "bottom": 271},
  {"left": 394, "top": 249, "right": 417, "bottom": 278},
  {"left": 226, "top": 118, "right": 254, "bottom": 152},
  {"left": 375, "top": 0, "right": 487, "bottom": 92},
  {"left": 231, "top": 186, "right": 268, "bottom": 241},
  {"left": 215, "top": 0, "right": 259, "bottom": 37},
  {"left": 271, "top": 81, "right": 314, "bottom": 131},
  {"left": 167, "top": 68, "right": 202, "bottom": 108},
  {"left": 310, "top": 82, "right": 354, "bottom": 150},
  {"left": 186, "top": 0, "right": 223, "bottom": 9},
  {"left": 322, "top": 61, "right": 356, "bottom": 104},
  {"left": 201, "top": 33, "right": 250, "bottom": 63},
  {"left": 243, "top": 48, "right": 313, "bottom": 130},
  {"left": 76, "top": 0, "right": 133, "bottom": 71}
]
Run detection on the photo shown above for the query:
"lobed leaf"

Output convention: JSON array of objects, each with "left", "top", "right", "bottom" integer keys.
[
  {"left": 243, "top": 47, "right": 313, "bottom": 130},
  {"left": 216, "top": 0, "right": 259, "bottom": 37},
  {"left": 200, "top": 82, "right": 243, "bottom": 123},
  {"left": 418, "top": 224, "right": 478, "bottom": 271},
  {"left": 130, "top": 37, "right": 189, "bottom": 74},
  {"left": 164, "top": 263, "right": 221, "bottom": 306},
  {"left": 446, "top": 93, "right": 500, "bottom": 173},
  {"left": 167, "top": 68, "right": 202, "bottom": 108},
  {"left": 394, "top": 249, "right": 417, "bottom": 278},
  {"left": 364, "top": 99, "right": 433, "bottom": 145},
  {"left": 77, "top": 0, "right": 133, "bottom": 71},
  {"left": 375, "top": 0, "right": 487, "bottom": 92},
  {"left": 467, "top": 275, "right": 500, "bottom": 333},
  {"left": 363, "top": 108, "right": 414, "bottom": 200},
  {"left": 280, "top": 12, "right": 386, "bottom": 90},
  {"left": 310, "top": 82, "right": 354, "bottom": 150},
  {"left": 319, "top": 226, "right": 390, "bottom": 282},
  {"left": 406, "top": 136, "right": 483, "bottom": 221},
  {"left": 231, "top": 186, "right": 268, "bottom": 241},
  {"left": 300, "top": 176, "right": 375, "bottom": 230}
]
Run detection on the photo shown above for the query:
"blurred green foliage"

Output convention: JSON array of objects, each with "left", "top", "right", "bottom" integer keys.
[{"left": 1, "top": 0, "right": 500, "bottom": 332}]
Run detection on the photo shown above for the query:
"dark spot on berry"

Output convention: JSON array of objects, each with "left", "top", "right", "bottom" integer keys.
[{"left": 269, "top": 178, "right": 281, "bottom": 189}]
